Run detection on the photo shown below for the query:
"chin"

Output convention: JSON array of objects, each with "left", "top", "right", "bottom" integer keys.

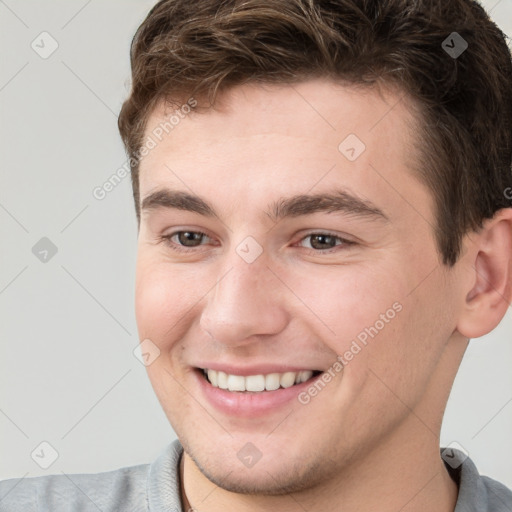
[
  {"left": 181, "top": 432, "right": 331, "bottom": 496},
  {"left": 193, "top": 451, "right": 326, "bottom": 496}
]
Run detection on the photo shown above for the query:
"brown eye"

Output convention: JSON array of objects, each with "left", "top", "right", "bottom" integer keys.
[
  {"left": 297, "top": 232, "right": 354, "bottom": 253},
  {"left": 161, "top": 230, "right": 213, "bottom": 253},
  {"left": 176, "top": 231, "right": 205, "bottom": 247},
  {"left": 308, "top": 234, "right": 338, "bottom": 250}
]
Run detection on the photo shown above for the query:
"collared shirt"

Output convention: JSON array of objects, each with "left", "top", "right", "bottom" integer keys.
[{"left": 0, "top": 440, "right": 510, "bottom": 511}]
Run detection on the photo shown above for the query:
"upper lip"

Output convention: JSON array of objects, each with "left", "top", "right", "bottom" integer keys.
[{"left": 195, "top": 363, "right": 322, "bottom": 376}]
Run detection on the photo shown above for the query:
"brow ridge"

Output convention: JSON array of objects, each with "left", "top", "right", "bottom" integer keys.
[{"left": 141, "top": 188, "right": 388, "bottom": 223}]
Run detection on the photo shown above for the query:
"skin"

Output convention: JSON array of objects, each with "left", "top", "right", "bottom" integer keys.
[{"left": 134, "top": 79, "right": 512, "bottom": 512}]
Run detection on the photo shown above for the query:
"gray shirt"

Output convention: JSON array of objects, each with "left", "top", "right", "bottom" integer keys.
[{"left": 0, "top": 440, "right": 510, "bottom": 511}]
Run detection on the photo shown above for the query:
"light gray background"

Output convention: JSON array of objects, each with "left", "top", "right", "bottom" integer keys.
[{"left": 1, "top": 0, "right": 511, "bottom": 488}]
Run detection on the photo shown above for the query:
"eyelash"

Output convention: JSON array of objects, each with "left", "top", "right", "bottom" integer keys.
[{"left": 160, "top": 230, "right": 355, "bottom": 255}]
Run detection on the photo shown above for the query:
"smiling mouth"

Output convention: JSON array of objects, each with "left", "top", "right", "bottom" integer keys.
[{"left": 199, "top": 368, "right": 323, "bottom": 393}]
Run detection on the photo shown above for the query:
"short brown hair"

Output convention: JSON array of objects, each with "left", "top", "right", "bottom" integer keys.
[{"left": 118, "top": 0, "right": 512, "bottom": 266}]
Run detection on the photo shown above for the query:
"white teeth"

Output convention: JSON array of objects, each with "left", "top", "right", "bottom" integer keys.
[
  {"left": 217, "top": 371, "right": 228, "bottom": 390},
  {"left": 280, "top": 372, "right": 296, "bottom": 388},
  {"left": 265, "top": 373, "right": 281, "bottom": 391},
  {"left": 227, "top": 374, "right": 245, "bottom": 391},
  {"left": 297, "top": 370, "right": 313, "bottom": 384},
  {"left": 207, "top": 369, "right": 218, "bottom": 387},
  {"left": 245, "top": 374, "right": 265, "bottom": 392},
  {"left": 203, "top": 369, "right": 317, "bottom": 392}
]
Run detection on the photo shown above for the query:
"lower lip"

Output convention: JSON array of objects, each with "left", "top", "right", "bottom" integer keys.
[{"left": 194, "top": 369, "right": 323, "bottom": 418}]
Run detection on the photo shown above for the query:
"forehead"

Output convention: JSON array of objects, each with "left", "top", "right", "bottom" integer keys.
[
  {"left": 145, "top": 80, "right": 416, "bottom": 148},
  {"left": 138, "top": 79, "right": 433, "bottom": 226}
]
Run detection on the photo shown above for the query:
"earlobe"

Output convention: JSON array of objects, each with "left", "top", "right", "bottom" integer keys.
[{"left": 456, "top": 209, "right": 512, "bottom": 339}]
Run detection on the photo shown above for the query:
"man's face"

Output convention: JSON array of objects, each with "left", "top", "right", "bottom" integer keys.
[{"left": 135, "top": 80, "right": 463, "bottom": 493}]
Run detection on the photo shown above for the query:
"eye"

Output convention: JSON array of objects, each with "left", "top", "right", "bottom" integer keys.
[
  {"left": 161, "top": 230, "right": 212, "bottom": 252},
  {"left": 297, "top": 232, "right": 354, "bottom": 252}
]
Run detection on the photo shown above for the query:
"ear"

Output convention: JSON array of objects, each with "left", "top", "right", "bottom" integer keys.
[{"left": 456, "top": 208, "right": 512, "bottom": 339}]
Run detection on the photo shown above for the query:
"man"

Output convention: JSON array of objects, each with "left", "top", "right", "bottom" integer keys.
[{"left": 1, "top": 0, "right": 511, "bottom": 510}]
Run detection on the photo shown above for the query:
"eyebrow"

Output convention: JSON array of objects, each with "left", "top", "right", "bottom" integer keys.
[{"left": 141, "top": 188, "right": 389, "bottom": 223}]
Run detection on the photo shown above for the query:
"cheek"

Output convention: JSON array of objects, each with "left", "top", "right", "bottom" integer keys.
[
  {"left": 284, "top": 262, "right": 408, "bottom": 352},
  {"left": 284, "top": 262, "right": 426, "bottom": 414},
  {"left": 360, "top": 271, "right": 457, "bottom": 413},
  {"left": 136, "top": 272, "right": 174, "bottom": 340},
  {"left": 134, "top": 256, "right": 197, "bottom": 345}
]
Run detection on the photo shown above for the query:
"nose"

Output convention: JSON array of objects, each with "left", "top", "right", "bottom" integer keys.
[{"left": 199, "top": 250, "right": 289, "bottom": 346}]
